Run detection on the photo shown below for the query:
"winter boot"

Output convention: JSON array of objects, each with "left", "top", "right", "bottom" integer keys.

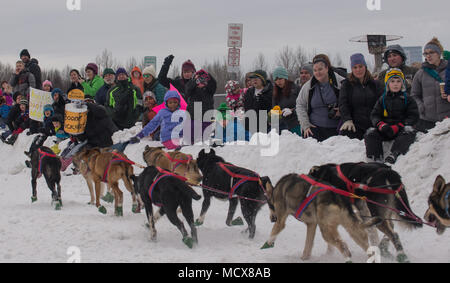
[
  {"left": 385, "top": 152, "right": 400, "bottom": 165},
  {"left": 5, "top": 133, "right": 18, "bottom": 145}
]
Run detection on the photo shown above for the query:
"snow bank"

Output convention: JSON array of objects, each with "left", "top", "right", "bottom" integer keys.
[{"left": 0, "top": 119, "right": 449, "bottom": 262}]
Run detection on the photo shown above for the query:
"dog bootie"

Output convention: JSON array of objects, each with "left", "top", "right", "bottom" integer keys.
[
  {"left": 115, "top": 206, "right": 123, "bottom": 217},
  {"left": 25, "top": 160, "right": 31, "bottom": 168},
  {"left": 31, "top": 196, "right": 37, "bottom": 203},
  {"left": 231, "top": 216, "right": 244, "bottom": 226},
  {"left": 98, "top": 206, "right": 107, "bottom": 214},
  {"left": 182, "top": 236, "right": 194, "bottom": 249},
  {"left": 101, "top": 192, "right": 114, "bottom": 203},
  {"left": 261, "top": 242, "right": 274, "bottom": 249}
]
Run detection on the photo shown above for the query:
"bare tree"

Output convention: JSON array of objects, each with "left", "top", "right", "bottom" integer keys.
[
  {"left": 0, "top": 61, "right": 13, "bottom": 83},
  {"left": 95, "top": 49, "right": 116, "bottom": 73},
  {"left": 125, "top": 56, "right": 138, "bottom": 73},
  {"left": 275, "top": 46, "right": 297, "bottom": 79},
  {"left": 252, "top": 53, "right": 269, "bottom": 72}
]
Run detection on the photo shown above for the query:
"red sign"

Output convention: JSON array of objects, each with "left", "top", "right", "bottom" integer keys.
[
  {"left": 228, "top": 23, "right": 243, "bottom": 48},
  {"left": 228, "top": 48, "right": 240, "bottom": 67}
]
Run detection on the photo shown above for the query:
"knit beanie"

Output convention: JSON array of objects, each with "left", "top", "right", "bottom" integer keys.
[
  {"left": 43, "top": 104, "right": 54, "bottom": 115},
  {"left": 424, "top": 37, "right": 444, "bottom": 57},
  {"left": 224, "top": 80, "right": 240, "bottom": 95},
  {"left": 216, "top": 102, "right": 231, "bottom": 121},
  {"left": 115, "top": 67, "right": 128, "bottom": 77},
  {"left": 383, "top": 45, "right": 407, "bottom": 63},
  {"left": 272, "top": 67, "right": 289, "bottom": 80},
  {"left": 20, "top": 49, "right": 30, "bottom": 58},
  {"left": 143, "top": 91, "right": 156, "bottom": 101},
  {"left": 300, "top": 64, "right": 313, "bottom": 75},
  {"left": 85, "top": 63, "right": 99, "bottom": 75},
  {"left": 102, "top": 68, "right": 115, "bottom": 77},
  {"left": 42, "top": 80, "right": 53, "bottom": 88},
  {"left": 143, "top": 65, "right": 157, "bottom": 78},
  {"left": 182, "top": 60, "right": 196, "bottom": 73},
  {"left": 249, "top": 70, "right": 268, "bottom": 86},
  {"left": 20, "top": 99, "right": 28, "bottom": 106},
  {"left": 350, "top": 53, "right": 367, "bottom": 68},
  {"left": 51, "top": 88, "right": 62, "bottom": 99}
]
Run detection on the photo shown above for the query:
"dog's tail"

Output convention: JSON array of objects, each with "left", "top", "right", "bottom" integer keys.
[
  {"left": 395, "top": 188, "right": 423, "bottom": 229},
  {"left": 180, "top": 183, "right": 202, "bottom": 200}
]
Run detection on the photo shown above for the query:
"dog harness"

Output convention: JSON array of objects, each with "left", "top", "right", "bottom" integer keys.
[
  {"left": 148, "top": 166, "right": 188, "bottom": 207},
  {"left": 335, "top": 165, "right": 404, "bottom": 201},
  {"left": 295, "top": 174, "right": 359, "bottom": 219},
  {"left": 217, "top": 162, "right": 266, "bottom": 199},
  {"left": 37, "top": 148, "right": 58, "bottom": 177},
  {"left": 102, "top": 152, "right": 135, "bottom": 183},
  {"left": 163, "top": 152, "right": 193, "bottom": 171}
]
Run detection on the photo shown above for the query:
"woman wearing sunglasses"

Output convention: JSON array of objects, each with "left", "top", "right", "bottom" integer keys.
[{"left": 142, "top": 65, "right": 167, "bottom": 105}]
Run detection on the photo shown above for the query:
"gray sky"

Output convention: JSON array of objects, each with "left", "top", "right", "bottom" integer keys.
[{"left": 1, "top": 0, "right": 449, "bottom": 75}]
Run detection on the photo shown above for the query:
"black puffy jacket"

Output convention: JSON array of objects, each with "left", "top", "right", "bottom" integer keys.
[
  {"left": 370, "top": 91, "right": 419, "bottom": 127},
  {"left": 77, "top": 103, "right": 117, "bottom": 147},
  {"left": 339, "top": 78, "right": 383, "bottom": 131},
  {"left": 185, "top": 75, "right": 217, "bottom": 119}
]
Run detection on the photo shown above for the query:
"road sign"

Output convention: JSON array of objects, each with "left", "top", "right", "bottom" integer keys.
[
  {"left": 228, "top": 48, "right": 240, "bottom": 66},
  {"left": 144, "top": 56, "right": 157, "bottom": 70},
  {"left": 228, "top": 23, "right": 243, "bottom": 48}
]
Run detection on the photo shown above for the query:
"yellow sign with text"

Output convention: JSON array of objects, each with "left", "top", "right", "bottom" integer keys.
[
  {"left": 29, "top": 88, "right": 53, "bottom": 122},
  {"left": 68, "top": 89, "right": 85, "bottom": 101},
  {"left": 64, "top": 106, "right": 88, "bottom": 135}
]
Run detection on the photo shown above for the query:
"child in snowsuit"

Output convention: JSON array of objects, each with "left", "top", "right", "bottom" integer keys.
[
  {"left": 225, "top": 80, "right": 245, "bottom": 118},
  {"left": 129, "top": 90, "right": 185, "bottom": 149},
  {"left": 1, "top": 99, "right": 29, "bottom": 145},
  {"left": 213, "top": 102, "right": 250, "bottom": 145},
  {"left": 0, "top": 96, "right": 11, "bottom": 129},
  {"left": 142, "top": 91, "right": 160, "bottom": 141},
  {"left": 364, "top": 69, "right": 419, "bottom": 164}
]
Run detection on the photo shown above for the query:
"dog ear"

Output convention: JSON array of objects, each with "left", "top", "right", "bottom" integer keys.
[
  {"left": 433, "top": 175, "right": 447, "bottom": 194},
  {"left": 209, "top": 148, "right": 215, "bottom": 155}
]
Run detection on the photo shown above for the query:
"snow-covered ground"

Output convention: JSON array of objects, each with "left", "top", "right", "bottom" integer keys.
[{"left": 0, "top": 120, "right": 449, "bottom": 263}]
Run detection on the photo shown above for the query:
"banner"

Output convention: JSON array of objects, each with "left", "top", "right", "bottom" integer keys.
[{"left": 29, "top": 87, "right": 53, "bottom": 122}]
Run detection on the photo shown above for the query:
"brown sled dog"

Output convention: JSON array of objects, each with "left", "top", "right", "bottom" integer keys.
[
  {"left": 424, "top": 175, "right": 450, "bottom": 235},
  {"left": 262, "top": 174, "right": 381, "bottom": 262},
  {"left": 142, "top": 145, "right": 202, "bottom": 185},
  {"left": 73, "top": 148, "right": 140, "bottom": 216}
]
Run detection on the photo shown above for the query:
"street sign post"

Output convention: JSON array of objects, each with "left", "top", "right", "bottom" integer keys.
[
  {"left": 144, "top": 56, "right": 157, "bottom": 70},
  {"left": 228, "top": 23, "right": 243, "bottom": 48}
]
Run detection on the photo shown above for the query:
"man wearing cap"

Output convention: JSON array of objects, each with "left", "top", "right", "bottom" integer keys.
[
  {"left": 20, "top": 49, "right": 42, "bottom": 90},
  {"left": 158, "top": 54, "right": 196, "bottom": 98},
  {"left": 378, "top": 45, "right": 418, "bottom": 94},
  {"left": 79, "top": 63, "right": 104, "bottom": 99},
  {"left": 9, "top": 60, "right": 36, "bottom": 98},
  {"left": 95, "top": 68, "right": 116, "bottom": 106},
  {"left": 105, "top": 67, "right": 142, "bottom": 130},
  {"left": 243, "top": 69, "right": 273, "bottom": 133},
  {"left": 295, "top": 64, "right": 313, "bottom": 89},
  {"left": 143, "top": 65, "right": 167, "bottom": 105}
]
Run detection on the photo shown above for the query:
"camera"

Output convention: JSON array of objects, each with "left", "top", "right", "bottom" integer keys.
[{"left": 327, "top": 103, "right": 339, "bottom": 120}]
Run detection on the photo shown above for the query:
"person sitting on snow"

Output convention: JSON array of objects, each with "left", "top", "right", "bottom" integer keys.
[
  {"left": 0, "top": 99, "right": 29, "bottom": 145},
  {"left": 364, "top": 68, "right": 419, "bottom": 164},
  {"left": 129, "top": 90, "right": 185, "bottom": 150}
]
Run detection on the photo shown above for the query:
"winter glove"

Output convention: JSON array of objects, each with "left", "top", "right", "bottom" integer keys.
[
  {"left": 129, "top": 136, "right": 141, "bottom": 144},
  {"left": 281, "top": 108, "right": 293, "bottom": 117},
  {"left": 164, "top": 55, "right": 174, "bottom": 65},
  {"left": 404, "top": 125, "right": 415, "bottom": 133},
  {"left": 390, "top": 123, "right": 404, "bottom": 135},
  {"left": 377, "top": 121, "right": 394, "bottom": 138},
  {"left": 340, "top": 120, "right": 356, "bottom": 132}
]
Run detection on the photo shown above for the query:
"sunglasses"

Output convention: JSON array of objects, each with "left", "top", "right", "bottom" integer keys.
[{"left": 143, "top": 74, "right": 152, "bottom": 78}]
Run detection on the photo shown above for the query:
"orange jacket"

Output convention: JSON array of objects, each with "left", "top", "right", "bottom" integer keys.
[{"left": 131, "top": 66, "right": 144, "bottom": 94}]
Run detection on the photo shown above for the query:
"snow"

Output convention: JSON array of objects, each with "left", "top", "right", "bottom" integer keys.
[{"left": 0, "top": 119, "right": 449, "bottom": 263}]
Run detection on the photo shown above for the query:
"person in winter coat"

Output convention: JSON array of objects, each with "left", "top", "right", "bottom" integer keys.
[
  {"left": 294, "top": 64, "right": 313, "bottom": 89},
  {"left": 129, "top": 90, "right": 185, "bottom": 150},
  {"left": 59, "top": 100, "right": 118, "bottom": 171},
  {"left": 243, "top": 70, "right": 273, "bottom": 133},
  {"left": 142, "top": 91, "right": 158, "bottom": 127},
  {"left": 80, "top": 63, "right": 104, "bottom": 99},
  {"left": 296, "top": 54, "right": 345, "bottom": 142},
  {"left": 378, "top": 45, "right": 418, "bottom": 94},
  {"left": 131, "top": 66, "right": 144, "bottom": 94},
  {"left": 51, "top": 88, "right": 66, "bottom": 118},
  {"left": 446, "top": 57, "right": 450, "bottom": 103},
  {"left": 213, "top": 102, "right": 250, "bottom": 144},
  {"left": 9, "top": 60, "right": 36, "bottom": 98},
  {"left": 364, "top": 69, "right": 419, "bottom": 164},
  {"left": 1, "top": 99, "right": 29, "bottom": 145},
  {"left": 225, "top": 80, "right": 245, "bottom": 115},
  {"left": 143, "top": 65, "right": 166, "bottom": 105},
  {"left": 184, "top": 69, "right": 217, "bottom": 144},
  {"left": 105, "top": 68, "right": 142, "bottom": 130},
  {"left": 95, "top": 68, "right": 116, "bottom": 106},
  {"left": 339, "top": 53, "right": 384, "bottom": 140},
  {"left": 272, "top": 67, "right": 301, "bottom": 136},
  {"left": 411, "top": 37, "right": 450, "bottom": 132},
  {"left": 4, "top": 92, "right": 23, "bottom": 131},
  {"left": 20, "top": 49, "right": 42, "bottom": 90},
  {"left": 67, "top": 69, "right": 84, "bottom": 94},
  {"left": 158, "top": 54, "right": 196, "bottom": 98},
  {"left": 0, "top": 84, "right": 14, "bottom": 106},
  {"left": 0, "top": 96, "right": 10, "bottom": 129}
]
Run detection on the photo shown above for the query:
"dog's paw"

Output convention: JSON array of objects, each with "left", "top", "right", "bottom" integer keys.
[
  {"left": 98, "top": 206, "right": 107, "bottom": 214},
  {"left": 396, "top": 253, "right": 410, "bottom": 263},
  {"left": 194, "top": 219, "right": 203, "bottom": 226},
  {"left": 231, "top": 217, "right": 244, "bottom": 226},
  {"left": 31, "top": 196, "right": 37, "bottom": 203},
  {"left": 183, "top": 237, "right": 194, "bottom": 249}
]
